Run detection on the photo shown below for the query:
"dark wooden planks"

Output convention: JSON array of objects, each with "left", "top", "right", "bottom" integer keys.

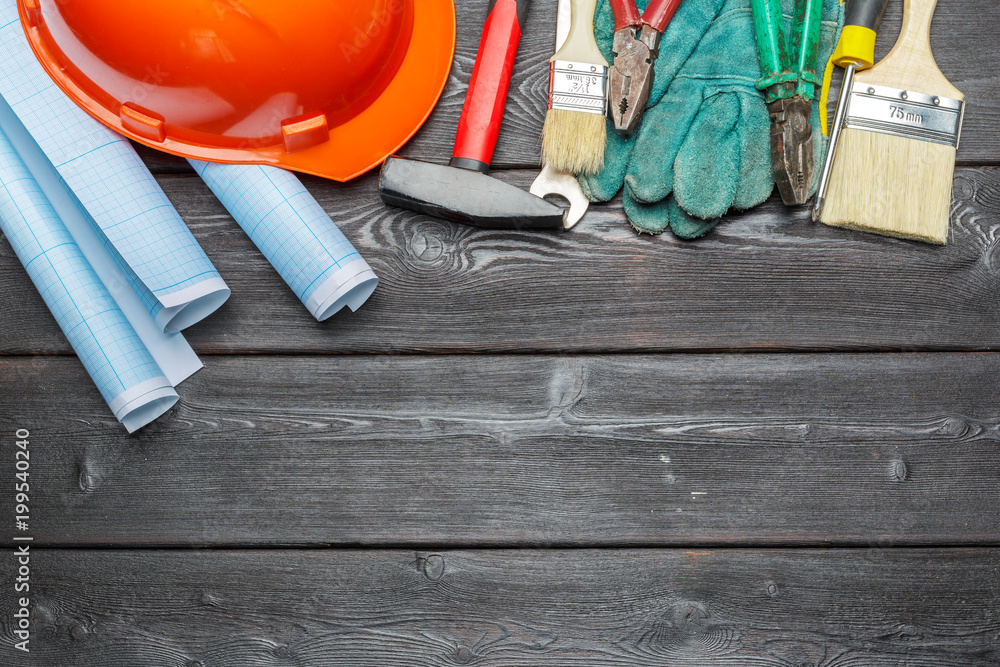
[
  {"left": 1, "top": 548, "right": 998, "bottom": 665},
  {"left": 134, "top": 0, "right": 1000, "bottom": 174},
  {"left": 2, "top": 353, "right": 998, "bottom": 547},
  {"left": 4, "top": 166, "right": 1000, "bottom": 355}
]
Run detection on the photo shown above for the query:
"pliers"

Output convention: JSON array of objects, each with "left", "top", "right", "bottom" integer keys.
[
  {"left": 750, "top": 0, "right": 824, "bottom": 205},
  {"left": 607, "top": 0, "right": 684, "bottom": 135}
]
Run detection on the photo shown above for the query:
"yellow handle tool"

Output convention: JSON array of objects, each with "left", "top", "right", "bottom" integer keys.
[
  {"left": 813, "top": 0, "right": 889, "bottom": 219},
  {"left": 819, "top": 0, "right": 890, "bottom": 134}
]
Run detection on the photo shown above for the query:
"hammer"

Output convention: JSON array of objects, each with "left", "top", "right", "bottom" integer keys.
[{"left": 379, "top": 0, "right": 568, "bottom": 230}]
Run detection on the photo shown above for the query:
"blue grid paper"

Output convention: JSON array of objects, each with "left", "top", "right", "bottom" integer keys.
[
  {"left": 0, "top": 91, "right": 167, "bottom": 328},
  {"left": 0, "top": 128, "right": 169, "bottom": 408},
  {"left": 0, "top": 3, "right": 226, "bottom": 323},
  {"left": 192, "top": 161, "right": 371, "bottom": 313}
]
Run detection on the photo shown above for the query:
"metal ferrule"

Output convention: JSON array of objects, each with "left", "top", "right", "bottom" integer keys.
[
  {"left": 548, "top": 59, "right": 608, "bottom": 114},
  {"left": 844, "top": 83, "right": 965, "bottom": 148}
]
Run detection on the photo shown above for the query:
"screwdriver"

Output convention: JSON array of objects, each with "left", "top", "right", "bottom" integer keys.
[{"left": 813, "top": 0, "right": 891, "bottom": 220}]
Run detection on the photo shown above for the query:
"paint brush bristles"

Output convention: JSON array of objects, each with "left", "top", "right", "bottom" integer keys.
[
  {"left": 820, "top": 129, "right": 957, "bottom": 244},
  {"left": 542, "top": 109, "right": 606, "bottom": 176}
]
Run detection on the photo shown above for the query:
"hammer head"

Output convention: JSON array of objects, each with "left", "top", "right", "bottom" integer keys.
[{"left": 379, "top": 157, "right": 566, "bottom": 230}]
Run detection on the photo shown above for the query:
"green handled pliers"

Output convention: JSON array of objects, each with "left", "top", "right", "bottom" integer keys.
[{"left": 750, "top": 0, "right": 824, "bottom": 205}]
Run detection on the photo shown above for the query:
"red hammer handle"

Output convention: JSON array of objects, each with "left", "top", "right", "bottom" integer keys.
[{"left": 450, "top": 0, "right": 531, "bottom": 173}]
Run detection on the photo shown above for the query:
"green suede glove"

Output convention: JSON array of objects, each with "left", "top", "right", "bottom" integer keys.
[
  {"left": 582, "top": 0, "right": 844, "bottom": 238},
  {"left": 582, "top": 0, "right": 719, "bottom": 203}
]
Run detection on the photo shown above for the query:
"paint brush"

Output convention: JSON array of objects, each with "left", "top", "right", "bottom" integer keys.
[
  {"left": 817, "top": 0, "right": 965, "bottom": 244},
  {"left": 541, "top": 0, "right": 609, "bottom": 176}
]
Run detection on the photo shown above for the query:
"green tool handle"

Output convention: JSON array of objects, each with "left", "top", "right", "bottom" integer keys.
[
  {"left": 750, "top": 0, "right": 789, "bottom": 87},
  {"left": 790, "top": 0, "right": 824, "bottom": 94},
  {"left": 752, "top": 0, "right": 827, "bottom": 101}
]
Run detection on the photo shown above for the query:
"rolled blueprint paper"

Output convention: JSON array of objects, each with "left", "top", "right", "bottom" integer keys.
[
  {"left": 191, "top": 160, "right": 378, "bottom": 321},
  {"left": 0, "top": 109, "right": 202, "bottom": 389},
  {"left": 0, "top": 5, "right": 229, "bottom": 333},
  {"left": 0, "top": 129, "right": 182, "bottom": 432}
]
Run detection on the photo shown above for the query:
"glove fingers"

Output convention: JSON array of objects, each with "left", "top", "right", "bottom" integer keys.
[
  {"left": 673, "top": 94, "right": 741, "bottom": 220},
  {"left": 579, "top": 119, "right": 634, "bottom": 202},
  {"left": 624, "top": 193, "right": 721, "bottom": 239},
  {"left": 669, "top": 198, "right": 720, "bottom": 240},
  {"left": 622, "top": 84, "right": 701, "bottom": 204},
  {"left": 732, "top": 92, "right": 774, "bottom": 210},
  {"left": 623, "top": 188, "right": 671, "bottom": 235}
]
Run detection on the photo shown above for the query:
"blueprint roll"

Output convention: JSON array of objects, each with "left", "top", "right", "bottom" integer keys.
[
  {"left": 191, "top": 160, "right": 378, "bottom": 321},
  {"left": 0, "top": 129, "right": 180, "bottom": 432},
  {"left": 0, "top": 7, "right": 230, "bottom": 334}
]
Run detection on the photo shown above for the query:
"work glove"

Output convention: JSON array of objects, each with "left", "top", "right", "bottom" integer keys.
[
  {"left": 582, "top": 0, "right": 844, "bottom": 238},
  {"left": 582, "top": 0, "right": 719, "bottom": 203}
]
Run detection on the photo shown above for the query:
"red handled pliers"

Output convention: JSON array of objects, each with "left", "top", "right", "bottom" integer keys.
[{"left": 607, "top": 0, "right": 684, "bottom": 135}]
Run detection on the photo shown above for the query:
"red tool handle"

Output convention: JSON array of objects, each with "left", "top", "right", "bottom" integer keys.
[
  {"left": 450, "top": 0, "right": 531, "bottom": 174},
  {"left": 610, "top": 0, "right": 643, "bottom": 29},
  {"left": 610, "top": 0, "right": 642, "bottom": 32},
  {"left": 643, "top": 0, "right": 683, "bottom": 33},
  {"left": 611, "top": 0, "right": 684, "bottom": 32}
]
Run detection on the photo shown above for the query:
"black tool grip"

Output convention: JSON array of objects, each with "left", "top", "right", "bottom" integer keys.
[{"left": 845, "top": 0, "right": 889, "bottom": 31}]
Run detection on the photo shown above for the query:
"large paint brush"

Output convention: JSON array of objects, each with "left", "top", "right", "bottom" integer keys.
[{"left": 817, "top": 0, "right": 965, "bottom": 244}]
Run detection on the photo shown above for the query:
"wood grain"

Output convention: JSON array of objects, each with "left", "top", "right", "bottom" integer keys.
[
  {"left": 5, "top": 166, "right": 1000, "bottom": 355},
  {"left": 0, "top": 3, "right": 997, "bottom": 662},
  {"left": 1, "top": 548, "right": 997, "bottom": 665},
  {"left": 132, "top": 0, "right": 1000, "bottom": 174},
  {"left": 2, "top": 353, "right": 998, "bottom": 547}
]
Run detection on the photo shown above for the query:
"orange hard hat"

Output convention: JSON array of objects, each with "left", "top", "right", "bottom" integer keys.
[{"left": 18, "top": 0, "right": 455, "bottom": 181}]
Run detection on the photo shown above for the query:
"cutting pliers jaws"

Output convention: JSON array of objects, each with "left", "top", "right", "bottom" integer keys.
[
  {"left": 606, "top": 0, "right": 683, "bottom": 135},
  {"left": 608, "top": 24, "right": 660, "bottom": 135}
]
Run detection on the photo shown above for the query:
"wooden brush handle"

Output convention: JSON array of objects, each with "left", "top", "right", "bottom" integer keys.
[
  {"left": 856, "top": 0, "right": 962, "bottom": 99},
  {"left": 891, "top": 0, "right": 938, "bottom": 62},
  {"left": 552, "top": 0, "right": 606, "bottom": 66}
]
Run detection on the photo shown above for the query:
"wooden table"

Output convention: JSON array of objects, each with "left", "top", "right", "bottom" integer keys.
[{"left": 2, "top": 1, "right": 999, "bottom": 664}]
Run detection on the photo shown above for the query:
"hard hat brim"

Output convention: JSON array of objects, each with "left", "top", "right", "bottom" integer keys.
[{"left": 19, "top": 0, "right": 457, "bottom": 182}]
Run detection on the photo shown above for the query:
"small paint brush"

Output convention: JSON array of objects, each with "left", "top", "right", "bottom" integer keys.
[{"left": 541, "top": 0, "right": 608, "bottom": 176}]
